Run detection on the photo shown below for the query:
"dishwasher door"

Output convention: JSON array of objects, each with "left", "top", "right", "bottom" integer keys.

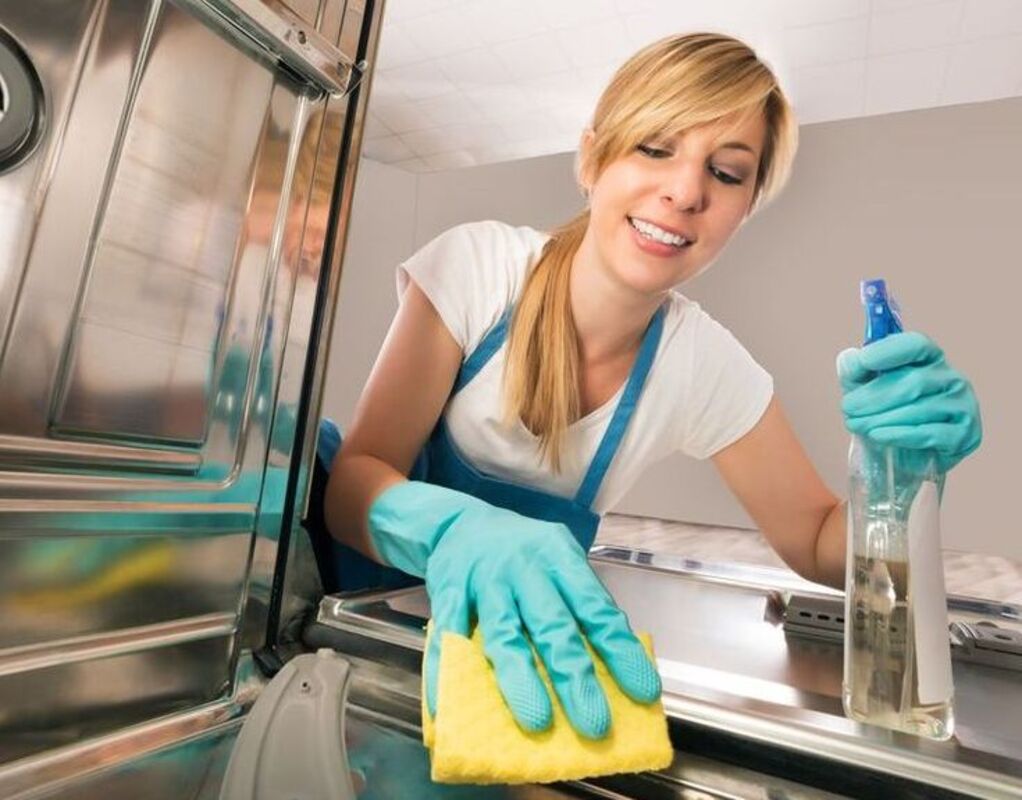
[{"left": 0, "top": 0, "right": 377, "bottom": 796}]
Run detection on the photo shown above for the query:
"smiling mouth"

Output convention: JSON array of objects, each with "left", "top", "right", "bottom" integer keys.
[{"left": 627, "top": 216, "right": 692, "bottom": 248}]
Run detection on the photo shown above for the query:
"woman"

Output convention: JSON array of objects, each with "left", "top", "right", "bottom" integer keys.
[{"left": 313, "top": 33, "right": 981, "bottom": 742}]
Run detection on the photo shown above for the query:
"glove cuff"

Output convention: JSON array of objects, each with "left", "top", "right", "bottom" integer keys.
[{"left": 367, "top": 481, "right": 485, "bottom": 577}]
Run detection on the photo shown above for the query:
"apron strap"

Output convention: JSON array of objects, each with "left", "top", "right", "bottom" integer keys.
[
  {"left": 452, "top": 306, "right": 513, "bottom": 394},
  {"left": 574, "top": 304, "right": 666, "bottom": 509}
]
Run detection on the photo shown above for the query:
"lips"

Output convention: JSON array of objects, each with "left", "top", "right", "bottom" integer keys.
[
  {"left": 628, "top": 216, "right": 694, "bottom": 241},
  {"left": 627, "top": 216, "right": 695, "bottom": 248}
]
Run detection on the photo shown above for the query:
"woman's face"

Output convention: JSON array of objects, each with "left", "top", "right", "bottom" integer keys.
[{"left": 580, "top": 112, "right": 766, "bottom": 296}]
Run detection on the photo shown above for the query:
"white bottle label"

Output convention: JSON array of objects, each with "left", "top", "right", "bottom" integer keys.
[{"left": 907, "top": 480, "right": 954, "bottom": 705}]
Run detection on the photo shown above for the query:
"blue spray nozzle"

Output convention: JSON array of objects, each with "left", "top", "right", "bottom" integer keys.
[
  {"left": 860, "top": 278, "right": 903, "bottom": 345},
  {"left": 861, "top": 279, "right": 888, "bottom": 304}
]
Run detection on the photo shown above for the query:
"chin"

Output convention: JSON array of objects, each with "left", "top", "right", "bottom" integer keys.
[{"left": 613, "top": 264, "right": 685, "bottom": 296}]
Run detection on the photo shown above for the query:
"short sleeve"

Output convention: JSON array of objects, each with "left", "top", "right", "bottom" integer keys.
[
  {"left": 676, "top": 312, "right": 774, "bottom": 460},
  {"left": 396, "top": 221, "right": 545, "bottom": 354}
]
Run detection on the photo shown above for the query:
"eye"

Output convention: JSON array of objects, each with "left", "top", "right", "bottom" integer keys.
[
  {"left": 637, "top": 143, "right": 671, "bottom": 159},
  {"left": 710, "top": 165, "right": 743, "bottom": 185}
]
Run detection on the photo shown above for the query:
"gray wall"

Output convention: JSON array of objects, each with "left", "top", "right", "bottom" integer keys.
[{"left": 323, "top": 97, "right": 1022, "bottom": 561}]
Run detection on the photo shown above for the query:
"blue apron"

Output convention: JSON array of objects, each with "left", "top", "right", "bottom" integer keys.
[{"left": 310, "top": 303, "right": 666, "bottom": 592}]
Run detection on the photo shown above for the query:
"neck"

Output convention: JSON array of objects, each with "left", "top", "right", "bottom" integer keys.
[{"left": 569, "top": 230, "right": 664, "bottom": 365}]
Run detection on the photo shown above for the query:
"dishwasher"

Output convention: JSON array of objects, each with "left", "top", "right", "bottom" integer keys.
[{"left": 1, "top": 0, "right": 1021, "bottom": 798}]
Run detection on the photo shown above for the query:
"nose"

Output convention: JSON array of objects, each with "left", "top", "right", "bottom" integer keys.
[{"left": 660, "top": 162, "right": 706, "bottom": 214}]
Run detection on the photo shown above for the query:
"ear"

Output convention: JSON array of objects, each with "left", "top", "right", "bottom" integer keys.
[{"left": 576, "top": 128, "right": 596, "bottom": 195}]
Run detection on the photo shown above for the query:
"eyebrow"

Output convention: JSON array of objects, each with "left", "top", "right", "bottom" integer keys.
[{"left": 718, "top": 141, "right": 757, "bottom": 156}]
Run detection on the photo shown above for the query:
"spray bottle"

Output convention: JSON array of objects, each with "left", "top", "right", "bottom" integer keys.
[{"left": 842, "top": 279, "right": 954, "bottom": 740}]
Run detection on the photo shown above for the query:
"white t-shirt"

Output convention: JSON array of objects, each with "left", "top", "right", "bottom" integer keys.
[{"left": 396, "top": 220, "right": 773, "bottom": 513}]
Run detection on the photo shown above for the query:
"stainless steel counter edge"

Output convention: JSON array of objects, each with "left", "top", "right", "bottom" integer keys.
[
  {"left": 659, "top": 693, "right": 1022, "bottom": 800},
  {"left": 314, "top": 558, "right": 1022, "bottom": 800}
]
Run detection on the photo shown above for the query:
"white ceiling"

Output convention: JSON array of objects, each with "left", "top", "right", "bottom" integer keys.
[{"left": 362, "top": 0, "right": 1022, "bottom": 172}]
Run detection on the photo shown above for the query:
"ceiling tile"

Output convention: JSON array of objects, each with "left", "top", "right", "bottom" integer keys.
[
  {"left": 363, "top": 0, "right": 1022, "bottom": 172},
  {"left": 422, "top": 150, "right": 479, "bottom": 171},
  {"left": 788, "top": 59, "right": 867, "bottom": 123},
  {"left": 612, "top": 0, "right": 666, "bottom": 14},
  {"left": 868, "top": 0, "right": 963, "bottom": 55},
  {"left": 518, "top": 69, "right": 583, "bottom": 109},
  {"left": 399, "top": 127, "right": 457, "bottom": 157},
  {"left": 770, "top": 0, "right": 867, "bottom": 27},
  {"left": 959, "top": 0, "right": 1022, "bottom": 39},
  {"left": 370, "top": 99, "right": 435, "bottom": 135},
  {"left": 383, "top": 61, "right": 457, "bottom": 102},
  {"left": 543, "top": 101, "right": 591, "bottom": 139},
  {"left": 493, "top": 31, "right": 575, "bottom": 81},
  {"left": 499, "top": 108, "right": 572, "bottom": 143},
  {"left": 942, "top": 34, "right": 1022, "bottom": 105},
  {"left": 776, "top": 17, "right": 869, "bottom": 69},
  {"left": 399, "top": 6, "right": 481, "bottom": 55},
  {"left": 555, "top": 19, "right": 634, "bottom": 70},
  {"left": 362, "top": 135, "right": 415, "bottom": 163},
  {"left": 461, "top": 0, "right": 551, "bottom": 47},
  {"left": 463, "top": 83, "right": 534, "bottom": 123},
  {"left": 383, "top": 0, "right": 460, "bottom": 23},
  {"left": 367, "top": 73, "right": 402, "bottom": 104},
  {"left": 468, "top": 140, "right": 527, "bottom": 164},
  {"left": 415, "top": 91, "right": 485, "bottom": 128},
  {"left": 494, "top": 130, "right": 578, "bottom": 159},
  {"left": 441, "top": 122, "right": 511, "bottom": 150},
  {"left": 363, "top": 113, "right": 391, "bottom": 139},
  {"left": 621, "top": 6, "right": 767, "bottom": 51},
  {"left": 865, "top": 47, "right": 949, "bottom": 115},
  {"left": 435, "top": 47, "right": 513, "bottom": 88},
  {"left": 872, "top": 0, "right": 952, "bottom": 12},
  {"left": 474, "top": 139, "right": 544, "bottom": 162},
  {"left": 392, "top": 156, "right": 429, "bottom": 172},
  {"left": 574, "top": 64, "right": 616, "bottom": 110},
  {"left": 538, "top": 0, "right": 618, "bottom": 30},
  {"left": 375, "top": 22, "right": 428, "bottom": 70}
]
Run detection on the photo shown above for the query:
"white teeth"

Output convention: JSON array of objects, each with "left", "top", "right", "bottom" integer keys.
[{"left": 629, "top": 217, "right": 687, "bottom": 247}]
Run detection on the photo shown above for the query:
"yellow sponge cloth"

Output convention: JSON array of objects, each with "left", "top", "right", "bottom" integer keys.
[{"left": 421, "top": 624, "right": 673, "bottom": 784}]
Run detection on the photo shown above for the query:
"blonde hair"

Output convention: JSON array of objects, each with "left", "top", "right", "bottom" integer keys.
[{"left": 504, "top": 32, "right": 798, "bottom": 471}]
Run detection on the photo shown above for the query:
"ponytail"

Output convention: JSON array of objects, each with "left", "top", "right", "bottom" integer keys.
[{"left": 503, "top": 212, "right": 589, "bottom": 472}]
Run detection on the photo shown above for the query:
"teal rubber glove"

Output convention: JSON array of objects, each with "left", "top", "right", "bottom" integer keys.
[
  {"left": 367, "top": 481, "right": 661, "bottom": 740},
  {"left": 837, "top": 331, "right": 982, "bottom": 474}
]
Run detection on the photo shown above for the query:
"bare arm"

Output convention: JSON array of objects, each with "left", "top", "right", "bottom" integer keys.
[
  {"left": 323, "top": 281, "right": 463, "bottom": 560},
  {"left": 712, "top": 397, "right": 846, "bottom": 588}
]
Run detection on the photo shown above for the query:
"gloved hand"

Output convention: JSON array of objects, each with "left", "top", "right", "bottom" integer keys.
[
  {"left": 368, "top": 481, "right": 661, "bottom": 740},
  {"left": 837, "top": 331, "right": 982, "bottom": 474}
]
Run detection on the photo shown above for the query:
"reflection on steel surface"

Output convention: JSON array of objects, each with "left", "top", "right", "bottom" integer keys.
[
  {"left": 189, "top": 0, "right": 364, "bottom": 95},
  {"left": 0, "top": 0, "right": 373, "bottom": 794}
]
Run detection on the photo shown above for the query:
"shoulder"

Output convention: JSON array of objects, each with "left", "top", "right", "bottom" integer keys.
[
  {"left": 655, "top": 292, "right": 773, "bottom": 459},
  {"left": 398, "top": 220, "right": 548, "bottom": 293},
  {"left": 659, "top": 290, "right": 745, "bottom": 352},
  {"left": 420, "top": 219, "right": 549, "bottom": 261},
  {"left": 656, "top": 290, "right": 715, "bottom": 355},
  {"left": 397, "top": 221, "right": 549, "bottom": 351},
  {"left": 653, "top": 290, "right": 771, "bottom": 405},
  {"left": 453, "top": 220, "right": 551, "bottom": 276}
]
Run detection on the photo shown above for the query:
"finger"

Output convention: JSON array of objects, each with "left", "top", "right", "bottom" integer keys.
[
  {"left": 553, "top": 557, "right": 661, "bottom": 704},
  {"left": 836, "top": 348, "right": 873, "bottom": 392},
  {"left": 841, "top": 366, "right": 951, "bottom": 418},
  {"left": 474, "top": 583, "right": 553, "bottom": 733},
  {"left": 866, "top": 423, "right": 964, "bottom": 453},
  {"left": 858, "top": 332, "right": 943, "bottom": 373},
  {"left": 514, "top": 574, "right": 611, "bottom": 740},
  {"left": 424, "top": 586, "right": 470, "bottom": 719},
  {"left": 844, "top": 398, "right": 962, "bottom": 437}
]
